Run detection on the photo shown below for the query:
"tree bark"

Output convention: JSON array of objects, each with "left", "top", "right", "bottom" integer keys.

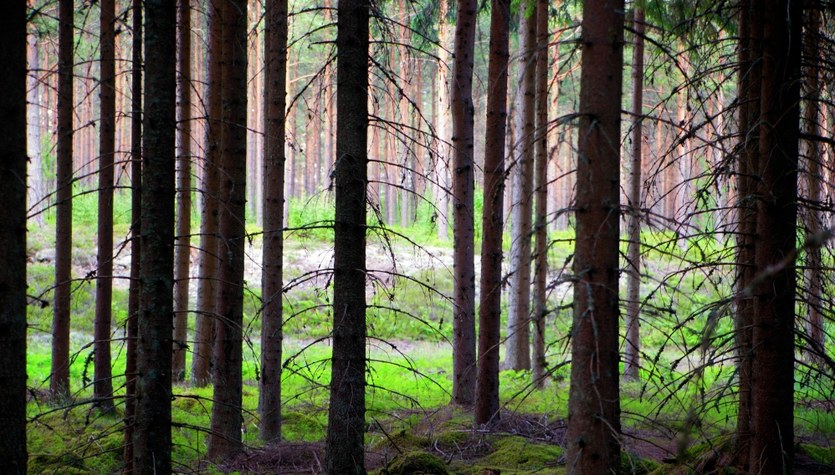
[
  {"left": 435, "top": 0, "right": 451, "bottom": 241},
  {"left": 260, "top": 0, "right": 288, "bottom": 444},
  {"left": 192, "top": 0, "right": 223, "bottom": 388},
  {"left": 475, "top": 0, "right": 510, "bottom": 426},
  {"left": 624, "top": 4, "right": 646, "bottom": 380},
  {"left": 451, "top": 0, "right": 478, "bottom": 407},
  {"left": 325, "top": 0, "right": 369, "bottom": 472},
  {"left": 207, "top": 0, "right": 248, "bottom": 460},
  {"left": 505, "top": 0, "right": 537, "bottom": 372},
  {"left": 51, "top": 0, "right": 74, "bottom": 400},
  {"left": 26, "top": 22, "right": 44, "bottom": 225},
  {"left": 748, "top": 1, "right": 800, "bottom": 472},
  {"left": 124, "top": 0, "right": 142, "bottom": 470},
  {"left": 94, "top": 0, "right": 117, "bottom": 413},
  {"left": 133, "top": 0, "right": 177, "bottom": 472},
  {"left": 0, "top": 1, "right": 28, "bottom": 471},
  {"left": 565, "top": 0, "right": 624, "bottom": 472},
  {"left": 531, "top": 0, "right": 549, "bottom": 388},
  {"left": 172, "top": 0, "right": 193, "bottom": 382}
]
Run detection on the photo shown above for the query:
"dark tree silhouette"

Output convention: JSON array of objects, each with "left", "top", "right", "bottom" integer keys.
[
  {"left": 451, "top": 0, "right": 477, "bottom": 407},
  {"left": 94, "top": 0, "right": 117, "bottom": 413},
  {"left": 133, "top": 0, "right": 177, "bottom": 472},
  {"left": 325, "top": 0, "right": 369, "bottom": 472},
  {"left": 476, "top": 0, "right": 510, "bottom": 426},
  {"left": 208, "top": 0, "right": 248, "bottom": 460},
  {"left": 51, "top": 0, "right": 74, "bottom": 400},
  {"left": 0, "top": 0, "right": 28, "bottom": 471},
  {"left": 260, "top": 0, "right": 288, "bottom": 444},
  {"left": 565, "top": 0, "right": 625, "bottom": 472}
]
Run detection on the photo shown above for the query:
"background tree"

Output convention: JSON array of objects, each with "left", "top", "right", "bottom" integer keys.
[
  {"left": 476, "top": 0, "right": 510, "bottom": 426},
  {"left": 207, "top": 0, "right": 248, "bottom": 459},
  {"left": 133, "top": 0, "right": 176, "bottom": 471},
  {"left": 51, "top": 0, "right": 74, "bottom": 400},
  {"left": 505, "top": 0, "right": 537, "bottom": 372},
  {"left": 260, "top": 0, "right": 288, "bottom": 444},
  {"left": 325, "top": 0, "right": 369, "bottom": 471},
  {"left": 451, "top": 0, "right": 478, "bottom": 407},
  {"left": 172, "top": 0, "right": 193, "bottom": 382},
  {"left": 624, "top": 1, "right": 646, "bottom": 380},
  {"left": 0, "top": 0, "right": 28, "bottom": 470},
  {"left": 565, "top": 0, "right": 625, "bottom": 472}
]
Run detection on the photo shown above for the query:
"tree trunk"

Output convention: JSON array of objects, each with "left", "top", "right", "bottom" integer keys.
[
  {"left": 505, "top": 0, "right": 537, "bottom": 372},
  {"left": 133, "top": 0, "right": 177, "bottom": 472},
  {"left": 475, "top": 0, "right": 510, "bottom": 426},
  {"left": 123, "top": 0, "right": 142, "bottom": 470},
  {"left": 260, "top": 0, "right": 288, "bottom": 444},
  {"left": 0, "top": 2, "right": 28, "bottom": 471},
  {"left": 325, "top": 0, "right": 369, "bottom": 472},
  {"left": 531, "top": 0, "right": 549, "bottom": 388},
  {"left": 802, "top": 7, "right": 824, "bottom": 361},
  {"left": 94, "top": 0, "right": 117, "bottom": 413},
  {"left": 26, "top": 24, "right": 44, "bottom": 224},
  {"left": 624, "top": 4, "right": 645, "bottom": 380},
  {"left": 565, "top": 0, "right": 624, "bottom": 472},
  {"left": 398, "top": 0, "right": 412, "bottom": 229},
  {"left": 207, "top": 0, "right": 248, "bottom": 460},
  {"left": 450, "top": 0, "right": 477, "bottom": 407},
  {"left": 172, "top": 0, "right": 193, "bottom": 382},
  {"left": 734, "top": 1, "right": 760, "bottom": 466},
  {"left": 748, "top": 1, "right": 800, "bottom": 472},
  {"left": 435, "top": 0, "right": 451, "bottom": 241},
  {"left": 51, "top": 0, "right": 74, "bottom": 400},
  {"left": 192, "top": 0, "right": 223, "bottom": 387}
]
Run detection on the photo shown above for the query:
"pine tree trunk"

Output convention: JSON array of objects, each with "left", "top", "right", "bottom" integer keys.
[
  {"left": 207, "top": 0, "right": 248, "bottom": 460},
  {"left": 172, "top": 0, "right": 193, "bottom": 382},
  {"left": 475, "top": 0, "right": 509, "bottom": 426},
  {"left": 505, "top": 0, "right": 537, "bottom": 372},
  {"left": 435, "top": 0, "right": 451, "bottom": 241},
  {"left": 748, "top": 1, "right": 800, "bottom": 472},
  {"left": 0, "top": 2, "right": 28, "bottom": 470},
  {"left": 450, "top": 0, "right": 477, "bottom": 407},
  {"left": 325, "top": 0, "right": 369, "bottom": 472},
  {"left": 624, "top": 5, "right": 645, "bottom": 380},
  {"left": 94, "top": 0, "right": 117, "bottom": 412},
  {"left": 51, "top": 0, "right": 74, "bottom": 400},
  {"left": 123, "top": 0, "right": 142, "bottom": 469},
  {"left": 260, "top": 0, "right": 288, "bottom": 444},
  {"left": 565, "top": 0, "right": 624, "bottom": 472},
  {"left": 192, "top": 0, "right": 223, "bottom": 387},
  {"left": 531, "top": 0, "right": 549, "bottom": 388},
  {"left": 133, "top": 0, "right": 177, "bottom": 471},
  {"left": 26, "top": 25, "right": 44, "bottom": 224}
]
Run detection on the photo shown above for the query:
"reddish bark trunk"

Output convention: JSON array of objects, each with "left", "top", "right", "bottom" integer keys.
[{"left": 565, "top": 0, "right": 624, "bottom": 472}]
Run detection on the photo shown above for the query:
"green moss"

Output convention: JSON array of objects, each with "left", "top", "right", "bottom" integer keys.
[
  {"left": 452, "top": 435, "right": 564, "bottom": 475},
  {"left": 383, "top": 451, "right": 450, "bottom": 475}
]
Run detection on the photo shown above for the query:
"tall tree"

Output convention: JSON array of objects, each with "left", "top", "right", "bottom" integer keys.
[
  {"left": 94, "top": 0, "right": 117, "bottom": 413},
  {"left": 565, "top": 0, "right": 625, "bottom": 472},
  {"left": 172, "top": 0, "right": 193, "bottom": 382},
  {"left": 51, "top": 0, "right": 74, "bottom": 400},
  {"left": 133, "top": 0, "right": 177, "bottom": 471},
  {"left": 531, "top": 0, "right": 549, "bottom": 387},
  {"left": 260, "top": 0, "right": 288, "bottom": 444},
  {"left": 434, "top": 0, "right": 452, "bottom": 241},
  {"left": 325, "top": 0, "right": 369, "bottom": 472},
  {"left": 505, "top": 0, "right": 538, "bottom": 371},
  {"left": 207, "top": 0, "right": 248, "bottom": 459},
  {"left": 733, "top": 1, "right": 759, "bottom": 464},
  {"left": 451, "top": 0, "right": 478, "bottom": 406},
  {"left": 475, "top": 0, "right": 510, "bottom": 426},
  {"left": 624, "top": 2, "right": 646, "bottom": 380},
  {"left": 0, "top": 0, "right": 28, "bottom": 471},
  {"left": 748, "top": 0, "right": 800, "bottom": 472},
  {"left": 192, "top": 0, "right": 223, "bottom": 387},
  {"left": 124, "top": 0, "right": 143, "bottom": 469}
]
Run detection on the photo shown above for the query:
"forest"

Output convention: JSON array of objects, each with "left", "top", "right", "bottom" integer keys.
[{"left": 0, "top": 0, "right": 834, "bottom": 473}]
